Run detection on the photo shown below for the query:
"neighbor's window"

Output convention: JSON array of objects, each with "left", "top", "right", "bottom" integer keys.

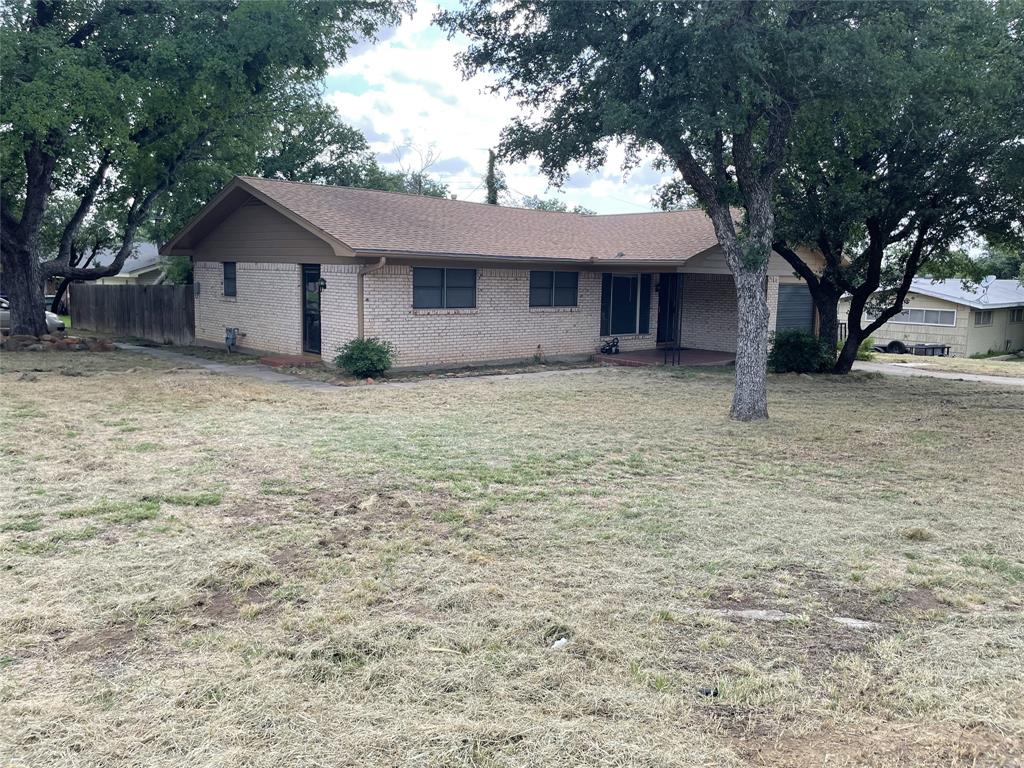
[
  {"left": 413, "top": 267, "right": 476, "bottom": 309},
  {"left": 529, "top": 271, "right": 579, "bottom": 307},
  {"left": 1010, "top": 307, "right": 1023, "bottom": 323},
  {"left": 872, "top": 307, "right": 956, "bottom": 327},
  {"left": 600, "top": 273, "right": 652, "bottom": 335},
  {"left": 223, "top": 262, "right": 236, "bottom": 296},
  {"left": 975, "top": 310, "right": 993, "bottom": 326}
]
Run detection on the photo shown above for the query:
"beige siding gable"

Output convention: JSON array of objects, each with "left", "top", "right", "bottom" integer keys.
[
  {"left": 192, "top": 201, "right": 339, "bottom": 264},
  {"left": 680, "top": 246, "right": 824, "bottom": 277}
]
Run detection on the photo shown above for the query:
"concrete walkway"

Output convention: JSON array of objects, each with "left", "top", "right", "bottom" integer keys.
[
  {"left": 854, "top": 360, "right": 1024, "bottom": 388},
  {"left": 116, "top": 343, "right": 337, "bottom": 391}
]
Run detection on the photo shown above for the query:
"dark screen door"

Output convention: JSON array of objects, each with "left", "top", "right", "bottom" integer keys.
[
  {"left": 657, "top": 274, "right": 680, "bottom": 343},
  {"left": 302, "top": 264, "right": 321, "bottom": 354}
]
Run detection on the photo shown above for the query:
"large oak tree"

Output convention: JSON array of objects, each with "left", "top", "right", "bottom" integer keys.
[
  {"left": 439, "top": 0, "right": 861, "bottom": 420},
  {"left": 1, "top": 0, "right": 406, "bottom": 336},
  {"left": 771, "top": 0, "right": 1024, "bottom": 373}
]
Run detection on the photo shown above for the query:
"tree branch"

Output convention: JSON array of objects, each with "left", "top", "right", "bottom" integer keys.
[
  {"left": 45, "top": 150, "right": 112, "bottom": 272},
  {"left": 772, "top": 241, "right": 822, "bottom": 291}
]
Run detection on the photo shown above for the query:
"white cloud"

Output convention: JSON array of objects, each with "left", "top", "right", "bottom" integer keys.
[{"left": 324, "top": 3, "right": 674, "bottom": 214}]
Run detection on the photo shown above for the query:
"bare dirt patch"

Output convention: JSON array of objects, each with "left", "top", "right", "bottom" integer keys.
[
  {"left": 743, "top": 723, "right": 1023, "bottom": 768},
  {"left": 63, "top": 626, "right": 137, "bottom": 657}
]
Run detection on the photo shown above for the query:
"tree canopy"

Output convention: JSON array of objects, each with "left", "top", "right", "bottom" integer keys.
[
  {"left": 518, "top": 195, "right": 594, "bottom": 215},
  {"left": 439, "top": 0, "right": 864, "bottom": 420},
  {"left": 0, "top": 0, "right": 408, "bottom": 334},
  {"left": 770, "top": 0, "right": 1024, "bottom": 372}
]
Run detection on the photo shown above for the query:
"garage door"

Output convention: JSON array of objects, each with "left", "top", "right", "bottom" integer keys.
[{"left": 776, "top": 283, "right": 815, "bottom": 333}]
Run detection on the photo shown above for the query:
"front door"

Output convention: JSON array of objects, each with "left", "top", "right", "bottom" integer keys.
[
  {"left": 302, "top": 264, "right": 321, "bottom": 354},
  {"left": 657, "top": 273, "right": 681, "bottom": 344}
]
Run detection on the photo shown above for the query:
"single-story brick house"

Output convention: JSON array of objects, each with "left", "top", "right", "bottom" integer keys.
[
  {"left": 840, "top": 277, "right": 1024, "bottom": 357},
  {"left": 162, "top": 176, "right": 822, "bottom": 368}
]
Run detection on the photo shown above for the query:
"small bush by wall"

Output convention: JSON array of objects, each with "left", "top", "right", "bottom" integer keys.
[
  {"left": 769, "top": 330, "right": 832, "bottom": 373},
  {"left": 335, "top": 337, "right": 395, "bottom": 378}
]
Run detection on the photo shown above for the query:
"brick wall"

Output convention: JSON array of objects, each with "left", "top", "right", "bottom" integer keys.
[
  {"left": 319, "top": 264, "right": 359, "bottom": 360},
  {"left": 679, "top": 273, "right": 738, "bottom": 352},
  {"left": 362, "top": 266, "right": 659, "bottom": 368},
  {"left": 193, "top": 260, "right": 799, "bottom": 365},
  {"left": 194, "top": 261, "right": 301, "bottom": 354}
]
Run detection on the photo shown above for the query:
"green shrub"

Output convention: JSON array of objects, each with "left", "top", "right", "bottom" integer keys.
[
  {"left": 856, "top": 335, "right": 875, "bottom": 361},
  {"left": 334, "top": 337, "right": 395, "bottom": 378},
  {"left": 769, "top": 330, "right": 832, "bottom": 373}
]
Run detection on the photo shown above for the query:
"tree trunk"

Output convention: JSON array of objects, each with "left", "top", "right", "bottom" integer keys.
[
  {"left": 49, "top": 278, "right": 71, "bottom": 314},
  {"left": 1, "top": 241, "right": 48, "bottom": 337},
  {"left": 834, "top": 328, "right": 862, "bottom": 374},
  {"left": 730, "top": 268, "right": 771, "bottom": 421},
  {"left": 817, "top": 297, "right": 840, "bottom": 353}
]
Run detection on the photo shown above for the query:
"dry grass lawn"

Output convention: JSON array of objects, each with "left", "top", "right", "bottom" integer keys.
[
  {"left": 871, "top": 352, "right": 1024, "bottom": 378},
  {"left": 1, "top": 350, "right": 1022, "bottom": 767}
]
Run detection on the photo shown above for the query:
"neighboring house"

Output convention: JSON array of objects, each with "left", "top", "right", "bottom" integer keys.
[
  {"left": 93, "top": 243, "right": 163, "bottom": 284},
  {"left": 161, "top": 176, "right": 823, "bottom": 368},
  {"left": 841, "top": 277, "right": 1024, "bottom": 357}
]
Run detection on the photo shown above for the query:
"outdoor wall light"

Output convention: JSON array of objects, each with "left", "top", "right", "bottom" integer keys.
[{"left": 318, "top": 278, "right": 327, "bottom": 292}]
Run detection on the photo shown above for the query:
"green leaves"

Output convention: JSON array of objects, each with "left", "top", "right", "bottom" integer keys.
[{"left": 2, "top": 0, "right": 407, "bottom": 263}]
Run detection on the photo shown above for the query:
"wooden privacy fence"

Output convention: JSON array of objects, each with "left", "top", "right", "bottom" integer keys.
[{"left": 71, "top": 284, "right": 194, "bottom": 345}]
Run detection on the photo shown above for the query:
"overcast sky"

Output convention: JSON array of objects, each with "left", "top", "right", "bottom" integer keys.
[{"left": 323, "top": 2, "right": 673, "bottom": 214}]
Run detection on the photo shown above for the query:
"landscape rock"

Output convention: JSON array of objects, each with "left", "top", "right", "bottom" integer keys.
[
  {"left": 708, "top": 608, "right": 798, "bottom": 622},
  {"left": 830, "top": 616, "right": 879, "bottom": 630},
  {"left": 549, "top": 638, "right": 569, "bottom": 650}
]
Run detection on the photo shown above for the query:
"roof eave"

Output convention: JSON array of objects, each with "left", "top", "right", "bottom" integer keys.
[{"left": 352, "top": 248, "right": 692, "bottom": 268}]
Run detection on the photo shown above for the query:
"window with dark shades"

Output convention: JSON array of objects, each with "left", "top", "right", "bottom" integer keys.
[
  {"left": 599, "top": 273, "right": 651, "bottom": 335},
  {"left": 413, "top": 267, "right": 476, "bottom": 309},
  {"left": 529, "top": 271, "right": 578, "bottom": 307},
  {"left": 223, "top": 262, "right": 236, "bottom": 296}
]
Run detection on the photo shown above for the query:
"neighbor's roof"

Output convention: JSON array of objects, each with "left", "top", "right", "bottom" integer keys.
[
  {"left": 94, "top": 242, "right": 161, "bottom": 275},
  {"left": 908, "top": 276, "right": 1024, "bottom": 310},
  {"left": 162, "top": 176, "right": 722, "bottom": 264}
]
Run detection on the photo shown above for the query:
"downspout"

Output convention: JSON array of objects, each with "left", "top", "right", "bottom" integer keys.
[{"left": 356, "top": 256, "right": 387, "bottom": 339}]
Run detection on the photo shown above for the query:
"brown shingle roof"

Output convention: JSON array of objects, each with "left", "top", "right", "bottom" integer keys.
[{"left": 237, "top": 176, "right": 719, "bottom": 264}]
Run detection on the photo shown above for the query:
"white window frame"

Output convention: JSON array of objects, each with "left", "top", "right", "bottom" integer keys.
[{"left": 865, "top": 306, "right": 957, "bottom": 327}]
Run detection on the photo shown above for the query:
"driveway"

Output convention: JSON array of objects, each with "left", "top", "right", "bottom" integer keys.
[{"left": 854, "top": 360, "right": 1024, "bottom": 388}]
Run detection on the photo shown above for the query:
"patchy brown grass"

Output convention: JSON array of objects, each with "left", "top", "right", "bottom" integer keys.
[
  {"left": 872, "top": 352, "right": 1024, "bottom": 378},
  {"left": 1, "top": 352, "right": 1021, "bottom": 767}
]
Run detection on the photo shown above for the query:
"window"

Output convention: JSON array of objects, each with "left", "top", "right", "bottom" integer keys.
[
  {"left": 600, "top": 273, "right": 652, "bottom": 336},
  {"left": 529, "top": 271, "right": 579, "bottom": 307},
  {"left": 1010, "top": 307, "right": 1023, "bottom": 323},
  {"left": 868, "top": 307, "right": 956, "bottom": 326},
  {"left": 975, "top": 310, "right": 993, "bottom": 326},
  {"left": 222, "top": 262, "right": 236, "bottom": 296},
  {"left": 413, "top": 267, "right": 476, "bottom": 309}
]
